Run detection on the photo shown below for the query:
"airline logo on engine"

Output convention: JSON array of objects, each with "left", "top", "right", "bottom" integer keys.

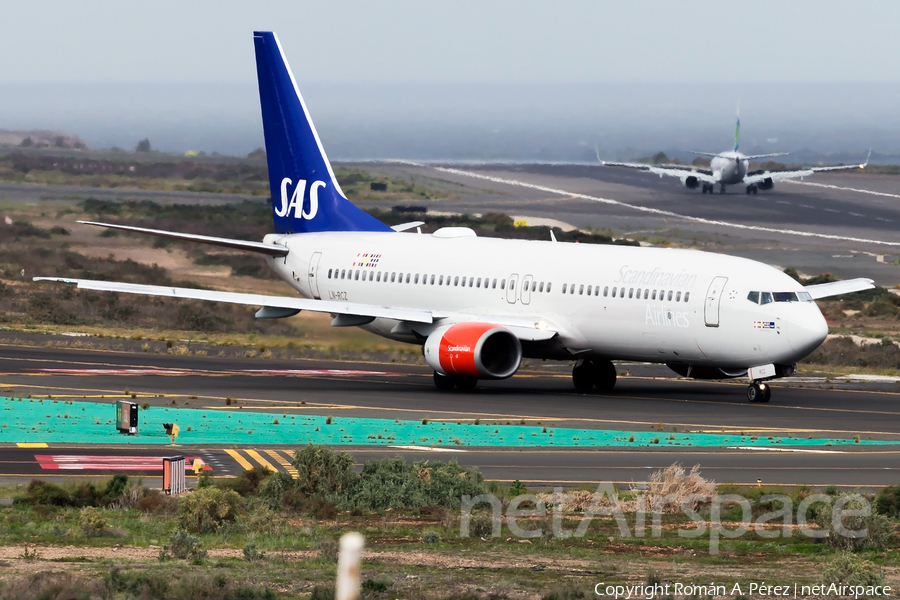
[
  {"left": 447, "top": 345, "right": 471, "bottom": 352},
  {"left": 276, "top": 178, "right": 326, "bottom": 220}
]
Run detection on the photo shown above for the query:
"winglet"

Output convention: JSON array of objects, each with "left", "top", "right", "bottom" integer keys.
[{"left": 861, "top": 148, "right": 872, "bottom": 169}]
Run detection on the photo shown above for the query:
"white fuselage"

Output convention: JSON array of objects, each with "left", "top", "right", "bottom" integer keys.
[
  {"left": 263, "top": 230, "right": 827, "bottom": 371},
  {"left": 710, "top": 151, "right": 750, "bottom": 185}
]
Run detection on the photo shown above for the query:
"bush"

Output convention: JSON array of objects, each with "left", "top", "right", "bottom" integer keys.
[
  {"left": 820, "top": 552, "right": 886, "bottom": 587},
  {"left": 814, "top": 493, "right": 896, "bottom": 550},
  {"left": 256, "top": 471, "right": 294, "bottom": 509},
  {"left": 422, "top": 530, "right": 441, "bottom": 544},
  {"left": 217, "top": 465, "right": 272, "bottom": 496},
  {"left": 292, "top": 445, "right": 358, "bottom": 498},
  {"left": 242, "top": 543, "right": 266, "bottom": 562},
  {"left": 644, "top": 463, "right": 716, "bottom": 513},
  {"left": 176, "top": 487, "right": 243, "bottom": 533},
  {"left": 542, "top": 586, "right": 586, "bottom": 600},
  {"left": 316, "top": 537, "right": 339, "bottom": 563},
  {"left": 16, "top": 474, "right": 129, "bottom": 508},
  {"left": 874, "top": 484, "right": 900, "bottom": 518},
  {"left": 78, "top": 506, "right": 109, "bottom": 536},
  {"left": 346, "top": 456, "right": 486, "bottom": 511},
  {"left": 159, "top": 529, "right": 207, "bottom": 561}
]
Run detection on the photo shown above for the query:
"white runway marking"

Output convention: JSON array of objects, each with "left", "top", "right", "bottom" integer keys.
[
  {"left": 388, "top": 445, "right": 468, "bottom": 453},
  {"left": 415, "top": 163, "right": 900, "bottom": 247},
  {"left": 728, "top": 447, "right": 846, "bottom": 454},
  {"left": 784, "top": 179, "right": 900, "bottom": 200}
]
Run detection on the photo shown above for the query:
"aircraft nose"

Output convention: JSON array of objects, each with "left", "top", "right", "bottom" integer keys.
[{"left": 787, "top": 307, "right": 829, "bottom": 357}]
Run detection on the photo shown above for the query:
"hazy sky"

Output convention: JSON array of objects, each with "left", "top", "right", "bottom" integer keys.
[{"left": 3, "top": 0, "right": 900, "bottom": 84}]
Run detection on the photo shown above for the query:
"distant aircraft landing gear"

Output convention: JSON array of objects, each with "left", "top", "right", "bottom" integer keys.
[
  {"left": 572, "top": 359, "right": 617, "bottom": 392},
  {"left": 719, "top": 184, "right": 727, "bottom": 194},
  {"left": 701, "top": 183, "right": 712, "bottom": 194},
  {"left": 746, "top": 185, "right": 758, "bottom": 195},
  {"left": 746, "top": 381, "right": 772, "bottom": 403}
]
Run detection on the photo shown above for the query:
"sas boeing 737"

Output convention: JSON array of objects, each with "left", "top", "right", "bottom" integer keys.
[
  {"left": 36, "top": 32, "right": 875, "bottom": 403},
  {"left": 602, "top": 111, "right": 869, "bottom": 194}
]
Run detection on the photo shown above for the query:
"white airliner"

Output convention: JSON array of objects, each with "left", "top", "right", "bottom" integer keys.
[
  {"left": 36, "top": 32, "right": 875, "bottom": 403},
  {"left": 602, "top": 113, "right": 869, "bottom": 195}
]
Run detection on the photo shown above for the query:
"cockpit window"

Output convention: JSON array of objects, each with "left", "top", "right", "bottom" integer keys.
[
  {"left": 747, "top": 291, "right": 759, "bottom": 304},
  {"left": 760, "top": 292, "right": 773, "bottom": 305}
]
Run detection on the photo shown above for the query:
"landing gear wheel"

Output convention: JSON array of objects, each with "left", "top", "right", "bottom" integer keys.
[
  {"left": 595, "top": 359, "right": 617, "bottom": 392},
  {"left": 572, "top": 360, "right": 595, "bottom": 392},
  {"left": 746, "top": 184, "right": 758, "bottom": 195},
  {"left": 760, "top": 383, "right": 771, "bottom": 403},
  {"left": 455, "top": 377, "right": 478, "bottom": 392},
  {"left": 719, "top": 185, "right": 726, "bottom": 194},
  {"left": 433, "top": 371, "right": 455, "bottom": 391},
  {"left": 747, "top": 383, "right": 762, "bottom": 403}
]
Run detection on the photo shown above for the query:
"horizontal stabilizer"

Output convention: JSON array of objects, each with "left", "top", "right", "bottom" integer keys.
[
  {"left": 804, "top": 278, "right": 875, "bottom": 300},
  {"left": 77, "top": 221, "right": 289, "bottom": 257},
  {"left": 34, "top": 277, "right": 434, "bottom": 323}
]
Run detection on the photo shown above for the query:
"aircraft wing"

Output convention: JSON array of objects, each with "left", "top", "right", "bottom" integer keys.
[
  {"left": 804, "top": 278, "right": 875, "bottom": 300},
  {"left": 602, "top": 161, "right": 718, "bottom": 183},
  {"left": 32, "top": 277, "right": 559, "bottom": 341},
  {"left": 77, "top": 221, "right": 289, "bottom": 256},
  {"left": 742, "top": 152, "right": 791, "bottom": 160},
  {"left": 744, "top": 151, "right": 869, "bottom": 186}
]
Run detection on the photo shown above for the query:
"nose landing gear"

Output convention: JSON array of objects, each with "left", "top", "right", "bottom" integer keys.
[{"left": 747, "top": 381, "right": 771, "bottom": 403}]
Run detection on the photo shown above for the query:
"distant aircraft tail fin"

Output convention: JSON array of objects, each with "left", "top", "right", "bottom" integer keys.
[
  {"left": 253, "top": 31, "right": 392, "bottom": 235},
  {"left": 733, "top": 102, "right": 741, "bottom": 152}
]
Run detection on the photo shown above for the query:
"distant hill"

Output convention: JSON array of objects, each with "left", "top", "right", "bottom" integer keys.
[{"left": 0, "top": 129, "right": 86, "bottom": 149}]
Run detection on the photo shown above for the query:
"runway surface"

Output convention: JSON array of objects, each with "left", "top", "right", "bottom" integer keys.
[{"left": 1, "top": 342, "right": 898, "bottom": 488}]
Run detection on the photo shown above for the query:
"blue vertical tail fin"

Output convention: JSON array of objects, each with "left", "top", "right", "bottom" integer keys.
[{"left": 253, "top": 31, "right": 392, "bottom": 234}]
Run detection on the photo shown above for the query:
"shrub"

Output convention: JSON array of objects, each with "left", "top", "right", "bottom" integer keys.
[
  {"left": 135, "top": 489, "right": 168, "bottom": 514},
  {"left": 257, "top": 471, "right": 295, "bottom": 510},
  {"left": 242, "top": 543, "right": 266, "bottom": 562},
  {"left": 820, "top": 552, "right": 886, "bottom": 587},
  {"left": 16, "top": 474, "right": 129, "bottom": 508},
  {"left": 176, "top": 487, "right": 243, "bottom": 533},
  {"left": 422, "top": 530, "right": 441, "bottom": 544},
  {"left": 292, "top": 445, "right": 357, "bottom": 498},
  {"left": 159, "top": 529, "right": 207, "bottom": 561},
  {"left": 874, "top": 483, "right": 900, "bottom": 519},
  {"left": 316, "top": 537, "right": 339, "bottom": 563},
  {"left": 644, "top": 463, "right": 716, "bottom": 513},
  {"left": 814, "top": 493, "right": 895, "bottom": 550},
  {"left": 217, "top": 465, "right": 272, "bottom": 496},
  {"left": 78, "top": 506, "right": 109, "bottom": 536},
  {"left": 542, "top": 586, "right": 586, "bottom": 600}
]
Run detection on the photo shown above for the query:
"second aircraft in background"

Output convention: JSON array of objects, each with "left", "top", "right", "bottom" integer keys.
[{"left": 601, "top": 110, "right": 869, "bottom": 195}]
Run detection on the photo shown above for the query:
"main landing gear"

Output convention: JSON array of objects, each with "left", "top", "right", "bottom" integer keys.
[
  {"left": 572, "top": 359, "right": 617, "bottom": 393},
  {"left": 433, "top": 371, "right": 477, "bottom": 392},
  {"left": 701, "top": 183, "right": 713, "bottom": 194},
  {"left": 746, "top": 381, "right": 772, "bottom": 403},
  {"left": 746, "top": 184, "right": 758, "bottom": 195}
]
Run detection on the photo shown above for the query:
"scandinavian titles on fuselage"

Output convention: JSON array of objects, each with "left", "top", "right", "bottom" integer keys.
[{"left": 615, "top": 265, "right": 697, "bottom": 289}]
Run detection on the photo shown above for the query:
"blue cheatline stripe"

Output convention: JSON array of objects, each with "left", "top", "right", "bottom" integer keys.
[{"left": 0, "top": 398, "right": 895, "bottom": 448}]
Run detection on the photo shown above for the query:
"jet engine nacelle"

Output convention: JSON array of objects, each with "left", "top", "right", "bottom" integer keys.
[
  {"left": 757, "top": 178, "right": 774, "bottom": 191},
  {"left": 680, "top": 175, "right": 700, "bottom": 189},
  {"left": 423, "top": 322, "right": 522, "bottom": 379}
]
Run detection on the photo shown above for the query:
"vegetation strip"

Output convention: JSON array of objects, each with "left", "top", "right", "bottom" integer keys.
[{"left": 1, "top": 397, "right": 896, "bottom": 447}]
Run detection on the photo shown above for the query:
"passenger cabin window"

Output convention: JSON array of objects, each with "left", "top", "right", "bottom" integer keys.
[
  {"left": 327, "top": 268, "right": 333, "bottom": 279},
  {"left": 492, "top": 278, "right": 498, "bottom": 289},
  {"left": 546, "top": 283, "right": 552, "bottom": 292},
  {"left": 644, "top": 289, "right": 649, "bottom": 300},
  {"left": 629, "top": 288, "right": 634, "bottom": 299},
  {"left": 676, "top": 291, "right": 681, "bottom": 302},
  {"left": 501, "top": 280, "right": 506, "bottom": 289},
  {"left": 603, "top": 286, "right": 609, "bottom": 297},
  {"left": 454, "top": 276, "right": 459, "bottom": 286},
  {"left": 476, "top": 277, "right": 482, "bottom": 288},
  {"left": 684, "top": 291, "right": 690, "bottom": 302},
  {"left": 587, "top": 286, "right": 592, "bottom": 296},
  {"left": 539, "top": 282, "right": 544, "bottom": 292},
  {"left": 569, "top": 284, "right": 575, "bottom": 294},
  {"left": 667, "top": 290, "right": 673, "bottom": 301},
  {"left": 579, "top": 284, "right": 584, "bottom": 295},
  {"left": 562, "top": 284, "right": 567, "bottom": 294}
]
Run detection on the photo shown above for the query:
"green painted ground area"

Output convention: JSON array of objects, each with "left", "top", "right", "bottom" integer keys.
[{"left": 0, "top": 397, "right": 896, "bottom": 448}]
